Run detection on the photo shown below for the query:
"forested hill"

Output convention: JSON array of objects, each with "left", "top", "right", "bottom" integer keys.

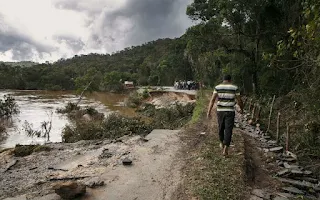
[{"left": 0, "top": 38, "right": 192, "bottom": 91}]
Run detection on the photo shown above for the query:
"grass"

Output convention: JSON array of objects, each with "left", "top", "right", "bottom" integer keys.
[
  {"left": 181, "top": 91, "right": 248, "bottom": 200},
  {"left": 193, "top": 132, "right": 247, "bottom": 200},
  {"left": 190, "top": 90, "right": 209, "bottom": 124}
]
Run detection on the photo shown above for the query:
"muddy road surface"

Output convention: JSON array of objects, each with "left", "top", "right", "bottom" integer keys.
[{"left": 1, "top": 129, "right": 183, "bottom": 200}]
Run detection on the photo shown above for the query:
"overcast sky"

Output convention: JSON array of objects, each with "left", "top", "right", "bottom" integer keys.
[{"left": 0, "top": 0, "right": 193, "bottom": 62}]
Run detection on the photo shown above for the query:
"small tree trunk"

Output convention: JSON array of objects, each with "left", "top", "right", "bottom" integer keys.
[
  {"left": 267, "top": 95, "right": 276, "bottom": 133},
  {"left": 251, "top": 103, "right": 256, "bottom": 121},
  {"left": 249, "top": 99, "right": 253, "bottom": 113},
  {"left": 286, "top": 123, "right": 290, "bottom": 152},
  {"left": 256, "top": 105, "right": 261, "bottom": 123},
  {"left": 276, "top": 112, "right": 281, "bottom": 144}
]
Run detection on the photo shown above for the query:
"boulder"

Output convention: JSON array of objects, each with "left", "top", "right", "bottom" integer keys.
[
  {"left": 53, "top": 181, "right": 86, "bottom": 199},
  {"left": 122, "top": 157, "right": 133, "bottom": 166}
]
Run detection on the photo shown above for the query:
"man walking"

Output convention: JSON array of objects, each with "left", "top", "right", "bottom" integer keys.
[{"left": 207, "top": 75, "right": 244, "bottom": 156}]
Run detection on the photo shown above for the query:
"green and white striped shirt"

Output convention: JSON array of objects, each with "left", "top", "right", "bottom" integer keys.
[{"left": 214, "top": 83, "right": 240, "bottom": 112}]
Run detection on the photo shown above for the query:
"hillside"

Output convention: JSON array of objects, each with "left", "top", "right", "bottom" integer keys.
[
  {"left": 0, "top": 38, "right": 192, "bottom": 91},
  {"left": 1, "top": 61, "right": 38, "bottom": 68}
]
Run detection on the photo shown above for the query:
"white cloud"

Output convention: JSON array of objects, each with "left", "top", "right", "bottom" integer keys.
[{"left": 0, "top": 0, "right": 192, "bottom": 62}]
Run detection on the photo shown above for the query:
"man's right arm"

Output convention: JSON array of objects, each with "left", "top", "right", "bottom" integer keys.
[{"left": 207, "top": 92, "right": 217, "bottom": 118}]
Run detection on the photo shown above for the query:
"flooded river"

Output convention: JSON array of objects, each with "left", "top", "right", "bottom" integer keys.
[{"left": 0, "top": 90, "right": 134, "bottom": 148}]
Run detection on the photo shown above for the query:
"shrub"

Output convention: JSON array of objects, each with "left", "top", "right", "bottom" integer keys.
[
  {"left": 0, "top": 95, "right": 19, "bottom": 119},
  {"left": 62, "top": 113, "right": 152, "bottom": 143},
  {"left": 57, "top": 102, "right": 80, "bottom": 114},
  {"left": 13, "top": 144, "right": 51, "bottom": 157}
]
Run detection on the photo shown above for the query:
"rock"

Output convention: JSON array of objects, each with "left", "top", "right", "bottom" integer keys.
[
  {"left": 85, "top": 177, "right": 105, "bottom": 188},
  {"left": 276, "top": 192, "right": 294, "bottom": 198},
  {"left": 122, "top": 157, "right": 133, "bottom": 166},
  {"left": 263, "top": 136, "right": 271, "bottom": 139},
  {"left": 140, "top": 137, "right": 149, "bottom": 142},
  {"left": 291, "top": 169, "right": 303, "bottom": 176},
  {"left": 2, "top": 159, "right": 18, "bottom": 172},
  {"left": 278, "top": 178, "right": 319, "bottom": 191},
  {"left": 283, "top": 162, "right": 300, "bottom": 170},
  {"left": 293, "top": 177, "right": 318, "bottom": 184},
  {"left": 251, "top": 189, "right": 271, "bottom": 199},
  {"left": 273, "top": 196, "right": 289, "bottom": 200},
  {"left": 249, "top": 196, "right": 263, "bottom": 200},
  {"left": 53, "top": 181, "right": 86, "bottom": 199},
  {"left": 82, "top": 114, "right": 92, "bottom": 121},
  {"left": 276, "top": 160, "right": 284, "bottom": 166},
  {"left": 34, "top": 194, "right": 61, "bottom": 200},
  {"left": 200, "top": 132, "right": 206, "bottom": 135},
  {"left": 303, "top": 170, "right": 313, "bottom": 175},
  {"left": 3, "top": 195, "right": 27, "bottom": 200},
  {"left": 269, "top": 147, "right": 283, "bottom": 153},
  {"left": 282, "top": 186, "right": 304, "bottom": 194},
  {"left": 267, "top": 140, "right": 277, "bottom": 144},
  {"left": 99, "top": 149, "right": 113, "bottom": 159},
  {"left": 277, "top": 169, "right": 290, "bottom": 177}
]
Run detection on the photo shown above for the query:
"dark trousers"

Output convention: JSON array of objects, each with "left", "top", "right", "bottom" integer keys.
[{"left": 217, "top": 111, "right": 235, "bottom": 147}]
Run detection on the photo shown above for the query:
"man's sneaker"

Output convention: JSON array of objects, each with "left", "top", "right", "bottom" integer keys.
[{"left": 219, "top": 143, "right": 224, "bottom": 149}]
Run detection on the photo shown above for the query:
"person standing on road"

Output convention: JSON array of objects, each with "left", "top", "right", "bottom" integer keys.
[{"left": 207, "top": 75, "right": 244, "bottom": 156}]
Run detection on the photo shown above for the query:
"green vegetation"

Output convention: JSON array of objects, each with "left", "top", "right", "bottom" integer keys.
[
  {"left": 0, "top": 0, "right": 319, "bottom": 173},
  {"left": 0, "top": 95, "right": 19, "bottom": 119},
  {"left": 139, "top": 103, "right": 195, "bottom": 129},
  {"left": 13, "top": 144, "right": 51, "bottom": 157},
  {"left": 0, "top": 38, "right": 192, "bottom": 91},
  {"left": 62, "top": 113, "right": 152, "bottom": 143},
  {"left": 0, "top": 95, "right": 19, "bottom": 135},
  {"left": 195, "top": 134, "right": 246, "bottom": 200},
  {"left": 190, "top": 90, "right": 208, "bottom": 124}
]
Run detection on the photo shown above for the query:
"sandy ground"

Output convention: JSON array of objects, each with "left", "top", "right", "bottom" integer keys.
[{"left": 1, "top": 129, "right": 183, "bottom": 200}]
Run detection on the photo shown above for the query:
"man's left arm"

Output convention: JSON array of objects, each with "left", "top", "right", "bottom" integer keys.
[{"left": 235, "top": 87, "right": 244, "bottom": 113}]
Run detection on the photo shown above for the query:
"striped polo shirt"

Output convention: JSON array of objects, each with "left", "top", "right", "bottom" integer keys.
[{"left": 214, "top": 83, "right": 240, "bottom": 112}]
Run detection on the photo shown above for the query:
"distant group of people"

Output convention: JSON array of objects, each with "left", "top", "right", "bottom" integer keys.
[{"left": 174, "top": 80, "right": 200, "bottom": 90}]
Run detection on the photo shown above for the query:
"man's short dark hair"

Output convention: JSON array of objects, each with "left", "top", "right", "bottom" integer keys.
[{"left": 224, "top": 75, "right": 232, "bottom": 81}]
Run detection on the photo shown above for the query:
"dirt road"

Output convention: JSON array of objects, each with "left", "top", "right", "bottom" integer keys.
[
  {"left": 84, "top": 129, "right": 182, "bottom": 200},
  {"left": 1, "top": 129, "right": 184, "bottom": 200}
]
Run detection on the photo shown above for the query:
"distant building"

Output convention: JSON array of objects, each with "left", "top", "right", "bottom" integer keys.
[{"left": 124, "top": 81, "right": 135, "bottom": 89}]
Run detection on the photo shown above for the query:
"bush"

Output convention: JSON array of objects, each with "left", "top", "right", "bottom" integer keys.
[
  {"left": 13, "top": 144, "right": 51, "bottom": 157},
  {"left": 139, "top": 103, "right": 195, "bottom": 129},
  {"left": 126, "top": 91, "right": 143, "bottom": 108},
  {"left": 62, "top": 113, "right": 152, "bottom": 143},
  {"left": 57, "top": 102, "right": 80, "bottom": 114},
  {"left": 0, "top": 95, "right": 19, "bottom": 119}
]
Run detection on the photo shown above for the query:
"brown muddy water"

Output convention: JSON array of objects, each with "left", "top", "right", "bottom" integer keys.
[{"left": 0, "top": 90, "right": 135, "bottom": 148}]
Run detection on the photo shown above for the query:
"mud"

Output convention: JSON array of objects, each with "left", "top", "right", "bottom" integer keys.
[{"left": 0, "top": 130, "right": 183, "bottom": 200}]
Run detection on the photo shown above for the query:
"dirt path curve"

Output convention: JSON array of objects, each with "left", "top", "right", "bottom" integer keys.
[{"left": 83, "top": 129, "right": 183, "bottom": 200}]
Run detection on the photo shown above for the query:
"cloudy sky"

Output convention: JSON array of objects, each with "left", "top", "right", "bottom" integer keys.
[{"left": 0, "top": 0, "right": 193, "bottom": 62}]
